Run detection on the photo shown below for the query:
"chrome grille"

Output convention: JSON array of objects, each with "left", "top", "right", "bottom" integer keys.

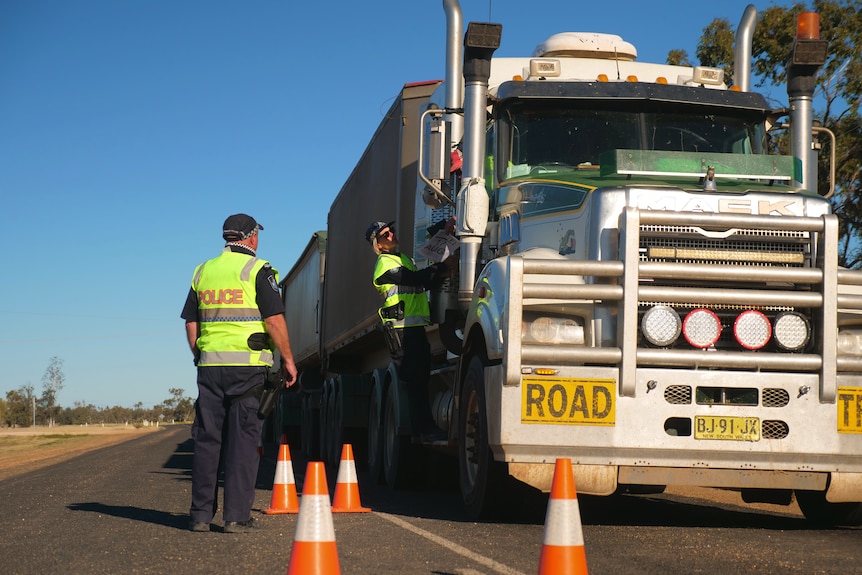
[
  {"left": 639, "top": 225, "right": 810, "bottom": 267},
  {"left": 640, "top": 225, "right": 810, "bottom": 240},
  {"left": 640, "top": 238, "right": 808, "bottom": 266}
]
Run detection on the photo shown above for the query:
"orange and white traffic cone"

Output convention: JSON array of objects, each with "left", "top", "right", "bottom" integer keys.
[
  {"left": 286, "top": 461, "right": 341, "bottom": 575},
  {"left": 331, "top": 444, "right": 371, "bottom": 513},
  {"left": 537, "top": 458, "right": 588, "bottom": 575},
  {"left": 263, "top": 442, "right": 300, "bottom": 514}
]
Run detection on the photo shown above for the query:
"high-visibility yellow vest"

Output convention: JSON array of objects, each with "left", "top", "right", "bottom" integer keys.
[
  {"left": 372, "top": 252, "right": 430, "bottom": 329},
  {"left": 192, "top": 249, "right": 278, "bottom": 366}
]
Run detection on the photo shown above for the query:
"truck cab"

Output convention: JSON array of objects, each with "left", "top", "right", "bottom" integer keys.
[{"left": 417, "top": 11, "right": 862, "bottom": 523}]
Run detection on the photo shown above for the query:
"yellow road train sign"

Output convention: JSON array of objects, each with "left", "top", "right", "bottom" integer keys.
[
  {"left": 837, "top": 387, "right": 862, "bottom": 434},
  {"left": 521, "top": 377, "right": 615, "bottom": 425}
]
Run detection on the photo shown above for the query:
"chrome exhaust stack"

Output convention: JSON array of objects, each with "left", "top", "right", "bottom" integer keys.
[{"left": 733, "top": 5, "right": 757, "bottom": 92}]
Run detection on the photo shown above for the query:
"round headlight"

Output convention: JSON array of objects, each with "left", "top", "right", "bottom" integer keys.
[
  {"left": 837, "top": 330, "right": 862, "bottom": 355},
  {"left": 529, "top": 317, "right": 557, "bottom": 342},
  {"left": 733, "top": 310, "right": 772, "bottom": 350},
  {"left": 774, "top": 312, "right": 810, "bottom": 351},
  {"left": 683, "top": 308, "right": 722, "bottom": 349},
  {"left": 641, "top": 305, "right": 681, "bottom": 346},
  {"left": 524, "top": 316, "right": 585, "bottom": 345}
]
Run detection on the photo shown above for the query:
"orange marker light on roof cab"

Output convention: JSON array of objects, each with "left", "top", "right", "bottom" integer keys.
[{"left": 797, "top": 12, "right": 820, "bottom": 39}]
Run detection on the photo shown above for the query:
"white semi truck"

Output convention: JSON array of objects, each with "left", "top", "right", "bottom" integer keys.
[{"left": 275, "top": 1, "right": 862, "bottom": 525}]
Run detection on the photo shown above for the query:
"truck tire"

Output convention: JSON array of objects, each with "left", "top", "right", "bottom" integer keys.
[
  {"left": 319, "top": 378, "right": 340, "bottom": 465},
  {"left": 383, "top": 382, "right": 415, "bottom": 489},
  {"left": 300, "top": 393, "right": 320, "bottom": 459},
  {"left": 459, "top": 354, "right": 507, "bottom": 519},
  {"left": 367, "top": 380, "right": 385, "bottom": 485},
  {"left": 327, "top": 381, "right": 342, "bottom": 465},
  {"left": 319, "top": 379, "right": 331, "bottom": 464},
  {"left": 796, "top": 490, "right": 862, "bottom": 526}
]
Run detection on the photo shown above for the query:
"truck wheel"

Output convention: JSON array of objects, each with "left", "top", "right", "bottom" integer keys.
[
  {"left": 367, "top": 381, "right": 385, "bottom": 485},
  {"left": 459, "top": 354, "right": 506, "bottom": 519},
  {"left": 383, "top": 382, "right": 414, "bottom": 489},
  {"left": 319, "top": 380, "right": 331, "bottom": 464},
  {"left": 796, "top": 490, "right": 862, "bottom": 526},
  {"left": 301, "top": 394, "right": 317, "bottom": 458},
  {"left": 328, "top": 382, "right": 342, "bottom": 465}
]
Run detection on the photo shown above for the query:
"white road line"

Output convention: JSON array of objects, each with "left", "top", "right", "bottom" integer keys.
[{"left": 376, "top": 512, "right": 528, "bottom": 575}]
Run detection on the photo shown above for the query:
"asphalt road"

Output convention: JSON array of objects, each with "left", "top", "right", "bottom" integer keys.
[{"left": 1, "top": 424, "right": 860, "bottom": 574}]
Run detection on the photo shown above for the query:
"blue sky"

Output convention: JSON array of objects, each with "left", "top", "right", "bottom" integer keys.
[{"left": 0, "top": 0, "right": 778, "bottom": 409}]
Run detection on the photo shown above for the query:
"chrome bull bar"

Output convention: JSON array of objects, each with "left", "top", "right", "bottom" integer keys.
[{"left": 504, "top": 207, "right": 862, "bottom": 403}]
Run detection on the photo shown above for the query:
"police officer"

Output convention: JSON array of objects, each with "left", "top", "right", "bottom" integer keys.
[
  {"left": 366, "top": 219, "right": 454, "bottom": 442},
  {"left": 181, "top": 213, "right": 297, "bottom": 533}
]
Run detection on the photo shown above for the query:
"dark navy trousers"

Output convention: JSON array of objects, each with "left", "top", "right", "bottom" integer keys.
[
  {"left": 189, "top": 365, "right": 265, "bottom": 524},
  {"left": 392, "top": 325, "right": 436, "bottom": 435}
]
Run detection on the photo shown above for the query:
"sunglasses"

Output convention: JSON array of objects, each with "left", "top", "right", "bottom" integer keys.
[{"left": 378, "top": 228, "right": 395, "bottom": 238}]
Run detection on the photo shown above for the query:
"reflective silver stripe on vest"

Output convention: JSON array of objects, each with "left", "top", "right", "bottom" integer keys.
[
  {"left": 241, "top": 257, "right": 260, "bottom": 281},
  {"left": 198, "top": 307, "right": 263, "bottom": 322},
  {"left": 384, "top": 285, "right": 426, "bottom": 298},
  {"left": 193, "top": 263, "right": 206, "bottom": 286},
  {"left": 193, "top": 255, "right": 260, "bottom": 285},
  {"left": 198, "top": 350, "right": 274, "bottom": 365},
  {"left": 387, "top": 316, "right": 429, "bottom": 329}
]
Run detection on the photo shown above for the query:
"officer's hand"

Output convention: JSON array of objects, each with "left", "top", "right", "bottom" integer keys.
[
  {"left": 444, "top": 216, "right": 456, "bottom": 235},
  {"left": 282, "top": 358, "right": 298, "bottom": 388}
]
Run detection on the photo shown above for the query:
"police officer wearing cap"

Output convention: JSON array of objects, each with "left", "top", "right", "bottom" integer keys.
[
  {"left": 181, "top": 213, "right": 298, "bottom": 533},
  {"left": 366, "top": 220, "right": 454, "bottom": 442}
]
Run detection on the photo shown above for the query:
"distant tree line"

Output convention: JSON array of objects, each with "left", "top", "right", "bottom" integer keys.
[{"left": 0, "top": 357, "right": 195, "bottom": 427}]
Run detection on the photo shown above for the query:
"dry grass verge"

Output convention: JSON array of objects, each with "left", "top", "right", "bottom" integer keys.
[{"left": 0, "top": 425, "right": 165, "bottom": 481}]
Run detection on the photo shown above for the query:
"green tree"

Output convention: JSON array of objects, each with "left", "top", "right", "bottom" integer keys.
[
  {"left": 695, "top": 18, "right": 735, "bottom": 82},
  {"left": 58, "top": 401, "right": 99, "bottom": 425},
  {"left": 681, "top": 1, "right": 862, "bottom": 266},
  {"left": 4, "top": 384, "right": 35, "bottom": 427},
  {"left": 666, "top": 49, "right": 691, "bottom": 67},
  {"left": 162, "top": 387, "right": 194, "bottom": 422},
  {"left": 40, "top": 356, "right": 65, "bottom": 426}
]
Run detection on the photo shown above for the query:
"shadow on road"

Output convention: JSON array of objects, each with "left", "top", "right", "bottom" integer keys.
[
  {"left": 161, "top": 438, "right": 194, "bottom": 472},
  {"left": 172, "top": 431, "right": 817, "bottom": 532},
  {"left": 153, "top": 436, "right": 276, "bottom": 490},
  {"left": 66, "top": 435, "right": 277, "bottom": 530},
  {"left": 68, "top": 502, "right": 188, "bottom": 529},
  {"left": 578, "top": 493, "right": 811, "bottom": 530},
  {"left": 271, "top": 443, "right": 819, "bottom": 531}
]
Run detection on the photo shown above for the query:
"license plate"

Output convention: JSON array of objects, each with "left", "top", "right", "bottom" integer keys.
[
  {"left": 694, "top": 415, "right": 760, "bottom": 441},
  {"left": 521, "top": 377, "right": 615, "bottom": 425}
]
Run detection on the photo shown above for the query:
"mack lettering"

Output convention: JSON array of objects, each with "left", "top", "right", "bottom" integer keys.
[{"left": 638, "top": 196, "right": 803, "bottom": 216}]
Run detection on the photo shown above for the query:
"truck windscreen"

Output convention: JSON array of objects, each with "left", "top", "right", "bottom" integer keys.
[{"left": 497, "top": 101, "right": 767, "bottom": 181}]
